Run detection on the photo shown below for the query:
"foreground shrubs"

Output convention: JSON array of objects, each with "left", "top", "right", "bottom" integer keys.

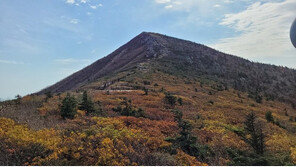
[{"left": 0, "top": 117, "right": 202, "bottom": 165}]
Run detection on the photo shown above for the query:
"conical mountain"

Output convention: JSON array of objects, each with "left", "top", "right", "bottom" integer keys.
[{"left": 39, "top": 32, "right": 296, "bottom": 105}]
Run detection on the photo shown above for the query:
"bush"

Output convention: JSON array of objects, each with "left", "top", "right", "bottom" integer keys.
[
  {"left": 0, "top": 141, "right": 51, "bottom": 166},
  {"left": 15, "top": 94, "right": 22, "bottom": 104},
  {"left": 177, "top": 98, "right": 183, "bottom": 106},
  {"left": 60, "top": 93, "right": 77, "bottom": 119},
  {"left": 227, "top": 148, "right": 293, "bottom": 166},
  {"left": 164, "top": 93, "right": 177, "bottom": 107},
  {"left": 265, "top": 111, "right": 274, "bottom": 123},
  {"left": 45, "top": 91, "right": 53, "bottom": 100},
  {"left": 113, "top": 99, "right": 145, "bottom": 118},
  {"left": 143, "top": 87, "right": 149, "bottom": 95},
  {"left": 248, "top": 92, "right": 263, "bottom": 103},
  {"left": 143, "top": 81, "right": 151, "bottom": 85}
]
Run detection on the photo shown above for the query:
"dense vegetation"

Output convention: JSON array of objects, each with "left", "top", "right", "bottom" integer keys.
[
  {"left": 1, "top": 70, "right": 296, "bottom": 165},
  {"left": 1, "top": 32, "right": 296, "bottom": 165}
]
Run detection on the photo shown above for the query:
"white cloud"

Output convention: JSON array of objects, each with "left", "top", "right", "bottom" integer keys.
[
  {"left": 213, "top": 4, "right": 221, "bottom": 8},
  {"left": 212, "top": 0, "right": 296, "bottom": 60},
  {"left": 223, "top": 0, "right": 234, "bottom": 4},
  {"left": 165, "top": 5, "right": 173, "bottom": 9},
  {"left": 80, "top": 0, "right": 87, "bottom": 3},
  {"left": 155, "top": 0, "right": 171, "bottom": 3},
  {"left": 90, "top": 3, "right": 103, "bottom": 9},
  {"left": 66, "top": 0, "right": 75, "bottom": 4},
  {"left": 0, "top": 59, "right": 24, "bottom": 65},
  {"left": 90, "top": 5, "right": 96, "bottom": 9},
  {"left": 153, "top": 0, "right": 233, "bottom": 13},
  {"left": 70, "top": 19, "right": 79, "bottom": 24}
]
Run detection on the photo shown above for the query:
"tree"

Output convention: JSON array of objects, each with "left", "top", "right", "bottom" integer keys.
[
  {"left": 60, "top": 93, "right": 77, "bottom": 119},
  {"left": 168, "top": 109, "right": 211, "bottom": 162},
  {"left": 79, "top": 91, "right": 95, "bottom": 115},
  {"left": 164, "top": 93, "right": 177, "bottom": 107},
  {"left": 234, "top": 112, "right": 265, "bottom": 155},
  {"left": 255, "top": 95, "right": 263, "bottom": 104},
  {"left": 45, "top": 91, "right": 53, "bottom": 99},
  {"left": 15, "top": 94, "right": 22, "bottom": 99},
  {"left": 265, "top": 111, "right": 274, "bottom": 123},
  {"left": 45, "top": 91, "right": 53, "bottom": 102},
  {"left": 15, "top": 94, "right": 22, "bottom": 104}
]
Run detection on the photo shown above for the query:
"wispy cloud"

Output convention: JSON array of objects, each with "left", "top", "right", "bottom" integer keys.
[
  {"left": 155, "top": 0, "right": 171, "bottom": 4},
  {"left": 66, "top": 0, "right": 75, "bottom": 4},
  {"left": 154, "top": 0, "right": 226, "bottom": 11},
  {"left": 213, "top": 4, "right": 221, "bottom": 8},
  {"left": 90, "top": 4, "right": 103, "bottom": 9},
  {"left": 54, "top": 58, "right": 91, "bottom": 65},
  {"left": 212, "top": 0, "right": 296, "bottom": 59},
  {"left": 0, "top": 59, "right": 24, "bottom": 65},
  {"left": 65, "top": 0, "right": 103, "bottom": 10},
  {"left": 70, "top": 19, "right": 79, "bottom": 24}
]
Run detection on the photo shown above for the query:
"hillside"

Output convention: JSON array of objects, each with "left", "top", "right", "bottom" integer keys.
[{"left": 1, "top": 32, "right": 296, "bottom": 166}]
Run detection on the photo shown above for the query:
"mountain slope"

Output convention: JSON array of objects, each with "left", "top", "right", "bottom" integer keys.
[
  {"left": 39, "top": 32, "right": 161, "bottom": 94},
  {"left": 2, "top": 32, "right": 296, "bottom": 166},
  {"left": 39, "top": 32, "right": 296, "bottom": 105}
]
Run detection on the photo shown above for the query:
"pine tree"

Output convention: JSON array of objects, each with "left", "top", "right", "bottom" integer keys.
[
  {"left": 60, "top": 93, "right": 77, "bottom": 119},
  {"left": 235, "top": 112, "right": 265, "bottom": 155},
  {"left": 79, "top": 91, "right": 95, "bottom": 115}
]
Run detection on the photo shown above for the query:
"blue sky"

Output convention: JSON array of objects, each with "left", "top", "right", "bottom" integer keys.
[{"left": 0, "top": 0, "right": 295, "bottom": 99}]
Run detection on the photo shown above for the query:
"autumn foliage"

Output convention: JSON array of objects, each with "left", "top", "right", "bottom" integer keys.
[{"left": 1, "top": 71, "right": 296, "bottom": 165}]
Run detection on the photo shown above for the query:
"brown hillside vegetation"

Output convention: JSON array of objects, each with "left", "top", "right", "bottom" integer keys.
[{"left": 1, "top": 33, "right": 296, "bottom": 165}]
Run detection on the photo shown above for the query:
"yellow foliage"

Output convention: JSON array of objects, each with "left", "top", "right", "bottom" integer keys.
[
  {"left": 290, "top": 147, "right": 296, "bottom": 164},
  {"left": 76, "top": 110, "right": 86, "bottom": 117},
  {"left": 0, "top": 117, "right": 60, "bottom": 150},
  {"left": 175, "top": 149, "right": 207, "bottom": 166},
  {"left": 266, "top": 133, "right": 296, "bottom": 153}
]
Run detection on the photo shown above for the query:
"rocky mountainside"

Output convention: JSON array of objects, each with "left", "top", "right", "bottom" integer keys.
[{"left": 39, "top": 32, "right": 296, "bottom": 106}]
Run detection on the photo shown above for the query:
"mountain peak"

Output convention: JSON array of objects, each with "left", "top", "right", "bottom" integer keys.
[{"left": 38, "top": 32, "right": 296, "bottom": 107}]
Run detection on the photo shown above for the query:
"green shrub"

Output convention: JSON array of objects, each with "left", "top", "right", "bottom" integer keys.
[
  {"left": 164, "top": 93, "right": 177, "bottom": 106},
  {"left": 177, "top": 98, "right": 183, "bottom": 106},
  {"left": 113, "top": 98, "right": 145, "bottom": 118},
  {"left": 265, "top": 111, "right": 274, "bottom": 123}
]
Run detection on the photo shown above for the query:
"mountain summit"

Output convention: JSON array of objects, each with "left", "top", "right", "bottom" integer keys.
[{"left": 39, "top": 32, "right": 296, "bottom": 106}]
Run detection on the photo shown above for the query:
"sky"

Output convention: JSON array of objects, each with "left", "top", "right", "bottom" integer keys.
[{"left": 0, "top": 0, "right": 295, "bottom": 100}]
